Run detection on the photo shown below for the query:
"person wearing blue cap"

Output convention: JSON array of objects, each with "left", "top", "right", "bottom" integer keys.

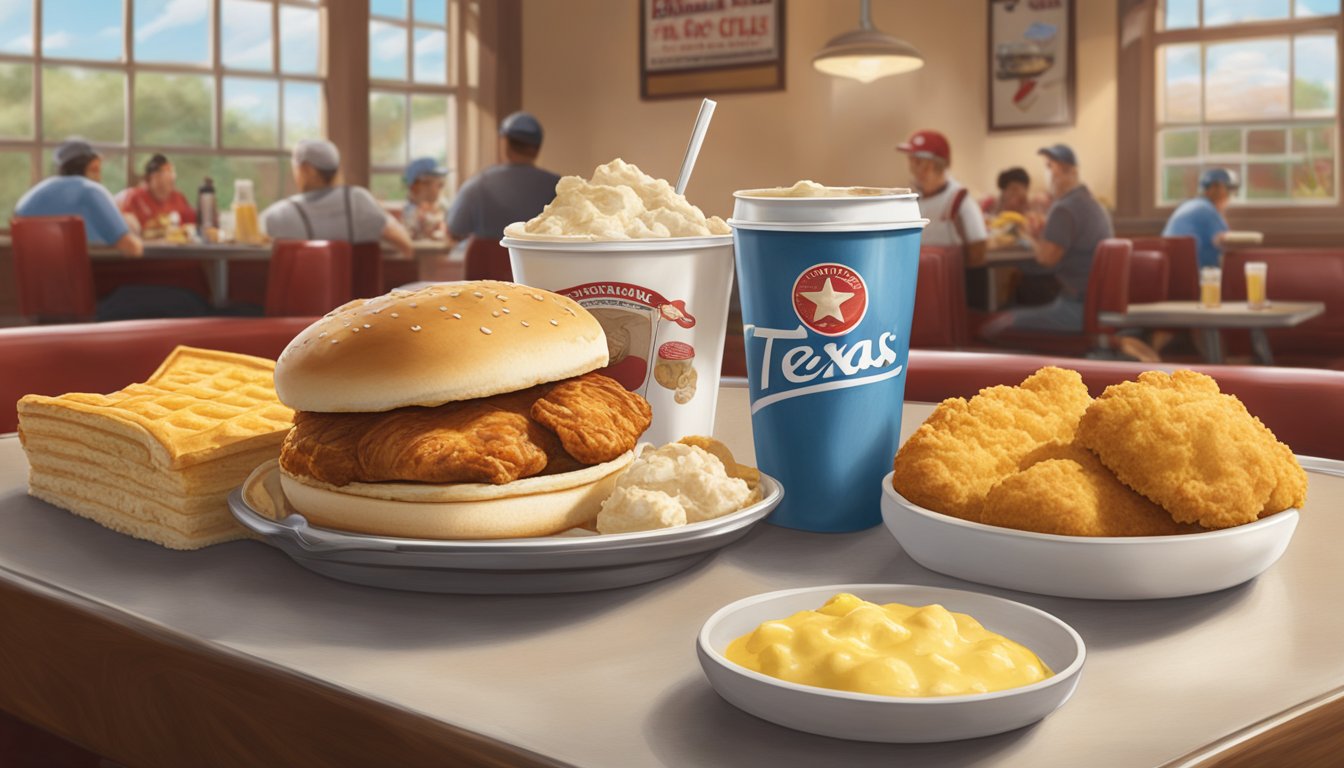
[
  {"left": 446, "top": 111, "right": 561, "bottom": 280},
  {"left": 983, "top": 143, "right": 1113, "bottom": 339},
  {"left": 401, "top": 157, "right": 449, "bottom": 240},
  {"left": 1163, "top": 168, "right": 1237, "bottom": 269},
  {"left": 14, "top": 139, "right": 143, "bottom": 256}
]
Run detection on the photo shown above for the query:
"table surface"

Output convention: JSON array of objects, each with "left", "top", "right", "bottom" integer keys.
[
  {"left": 1100, "top": 300, "right": 1327, "bottom": 329},
  {"left": 981, "top": 245, "right": 1037, "bottom": 266},
  {"left": 3, "top": 388, "right": 1344, "bottom": 767}
]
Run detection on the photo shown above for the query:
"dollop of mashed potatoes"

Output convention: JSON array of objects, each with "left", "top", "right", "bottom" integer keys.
[
  {"left": 597, "top": 443, "right": 752, "bottom": 534},
  {"left": 510, "top": 159, "right": 730, "bottom": 240}
]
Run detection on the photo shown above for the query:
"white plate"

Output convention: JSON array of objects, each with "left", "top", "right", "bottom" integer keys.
[
  {"left": 881, "top": 472, "right": 1299, "bottom": 600},
  {"left": 1223, "top": 230, "right": 1264, "bottom": 245},
  {"left": 696, "top": 584, "right": 1085, "bottom": 743}
]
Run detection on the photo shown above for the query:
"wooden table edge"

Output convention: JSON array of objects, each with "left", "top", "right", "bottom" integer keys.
[
  {"left": 0, "top": 571, "right": 570, "bottom": 768},
  {"left": 1162, "top": 685, "right": 1344, "bottom": 767}
]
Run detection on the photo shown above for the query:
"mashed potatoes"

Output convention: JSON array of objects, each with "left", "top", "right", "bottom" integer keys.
[
  {"left": 509, "top": 159, "right": 730, "bottom": 240},
  {"left": 597, "top": 442, "right": 752, "bottom": 534}
]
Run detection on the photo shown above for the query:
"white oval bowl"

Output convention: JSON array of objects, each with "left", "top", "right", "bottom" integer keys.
[
  {"left": 881, "top": 472, "right": 1300, "bottom": 600},
  {"left": 697, "top": 583, "right": 1084, "bottom": 743}
]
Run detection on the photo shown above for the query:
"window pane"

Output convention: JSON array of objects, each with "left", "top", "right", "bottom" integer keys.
[
  {"left": 280, "top": 5, "right": 320, "bottom": 75},
  {"left": 1204, "top": 0, "right": 1291, "bottom": 25},
  {"left": 413, "top": 28, "right": 447, "bottom": 84},
  {"left": 414, "top": 0, "right": 446, "bottom": 25},
  {"left": 370, "top": 21, "right": 408, "bottom": 80},
  {"left": 1206, "top": 40, "right": 1289, "bottom": 121},
  {"left": 1163, "top": 0, "right": 1199, "bottom": 29},
  {"left": 42, "top": 67, "right": 125, "bottom": 143},
  {"left": 134, "top": 0, "right": 209, "bottom": 65},
  {"left": 42, "top": 0, "right": 123, "bottom": 61},
  {"left": 0, "top": 0, "right": 34, "bottom": 55},
  {"left": 1161, "top": 45, "right": 1201, "bottom": 122},
  {"left": 1162, "top": 165, "right": 1201, "bottom": 203},
  {"left": 223, "top": 77, "right": 279, "bottom": 148},
  {"left": 0, "top": 63, "right": 33, "bottom": 139},
  {"left": 45, "top": 147, "right": 128, "bottom": 194},
  {"left": 220, "top": 156, "right": 283, "bottom": 209},
  {"left": 1247, "top": 128, "right": 1288, "bottom": 154},
  {"left": 1209, "top": 127, "right": 1243, "bottom": 154},
  {"left": 1296, "top": 0, "right": 1340, "bottom": 15},
  {"left": 371, "top": 0, "right": 407, "bottom": 19},
  {"left": 222, "top": 0, "right": 273, "bottom": 71},
  {"left": 1246, "top": 162, "right": 1290, "bottom": 198},
  {"left": 1293, "top": 158, "right": 1334, "bottom": 197},
  {"left": 369, "top": 171, "right": 402, "bottom": 203},
  {"left": 370, "top": 91, "right": 407, "bottom": 165},
  {"left": 1292, "top": 124, "right": 1334, "bottom": 154},
  {"left": 409, "top": 93, "right": 449, "bottom": 163},
  {"left": 0, "top": 151, "right": 31, "bottom": 217},
  {"left": 134, "top": 72, "right": 212, "bottom": 146},
  {"left": 1294, "top": 35, "right": 1337, "bottom": 116},
  {"left": 284, "top": 81, "right": 322, "bottom": 147},
  {"left": 1162, "top": 129, "right": 1199, "bottom": 158}
]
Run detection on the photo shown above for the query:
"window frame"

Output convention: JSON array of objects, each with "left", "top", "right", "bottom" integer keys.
[{"left": 1118, "top": 0, "right": 1344, "bottom": 236}]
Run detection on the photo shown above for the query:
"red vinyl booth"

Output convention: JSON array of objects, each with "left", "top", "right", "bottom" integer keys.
[
  {"left": 9, "top": 216, "right": 97, "bottom": 323},
  {"left": 464, "top": 238, "right": 512, "bottom": 282},
  {"left": 1130, "top": 235, "right": 1198, "bottom": 300},
  {"left": 911, "top": 246, "right": 968, "bottom": 348},
  {"left": 1128, "top": 249, "right": 1169, "bottom": 304},
  {"left": 265, "top": 240, "right": 354, "bottom": 317},
  {"left": 1220, "top": 248, "right": 1344, "bottom": 369}
]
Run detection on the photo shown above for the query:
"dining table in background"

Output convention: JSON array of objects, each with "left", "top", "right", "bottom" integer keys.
[
  {"left": 2, "top": 386, "right": 1343, "bottom": 767},
  {"left": 972, "top": 245, "right": 1038, "bottom": 312},
  {"left": 1099, "top": 301, "right": 1326, "bottom": 365}
]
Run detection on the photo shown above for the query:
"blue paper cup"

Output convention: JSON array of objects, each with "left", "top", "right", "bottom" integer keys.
[{"left": 729, "top": 187, "right": 927, "bottom": 532}]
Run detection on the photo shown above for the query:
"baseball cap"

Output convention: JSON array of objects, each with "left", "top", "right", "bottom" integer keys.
[
  {"left": 499, "top": 111, "right": 544, "bottom": 146},
  {"left": 1200, "top": 168, "right": 1240, "bottom": 189},
  {"left": 292, "top": 139, "right": 341, "bottom": 172},
  {"left": 896, "top": 130, "right": 951, "bottom": 164},
  {"left": 404, "top": 156, "right": 449, "bottom": 186},
  {"left": 1037, "top": 144, "right": 1078, "bottom": 166},
  {"left": 53, "top": 139, "right": 99, "bottom": 169}
]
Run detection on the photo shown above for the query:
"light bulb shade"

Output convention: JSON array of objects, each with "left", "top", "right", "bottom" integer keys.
[{"left": 812, "top": 28, "right": 924, "bottom": 83}]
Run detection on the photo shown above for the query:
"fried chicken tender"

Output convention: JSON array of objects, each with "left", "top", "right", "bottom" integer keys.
[
  {"left": 980, "top": 442, "right": 1200, "bottom": 537},
  {"left": 891, "top": 367, "right": 1093, "bottom": 520},
  {"left": 1076, "top": 370, "right": 1308, "bottom": 529},
  {"left": 531, "top": 373, "right": 653, "bottom": 464}
]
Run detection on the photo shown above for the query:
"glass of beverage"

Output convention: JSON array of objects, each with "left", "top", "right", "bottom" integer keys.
[
  {"left": 1200, "top": 267, "right": 1222, "bottom": 309},
  {"left": 232, "top": 179, "right": 261, "bottom": 244},
  {"left": 730, "top": 183, "right": 927, "bottom": 532},
  {"left": 1245, "top": 261, "right": 1268, "bottom": 310}
]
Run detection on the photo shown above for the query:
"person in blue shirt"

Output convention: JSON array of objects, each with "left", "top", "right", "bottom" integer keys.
[
  {"left": 14, "top": 139, "right": 143, "bottom": 257},
  {"left": 1163, "top": 168, "right": 1236, "bottom": 269}
]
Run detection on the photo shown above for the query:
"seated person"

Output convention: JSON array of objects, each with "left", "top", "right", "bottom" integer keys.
[
  {"left": 1163, "top": 168, "right": 1236, "bottom": 269},
  {"left": 400, "top": 156, "right": 449, "bottom": 241},
  {"left": 119, "top": 154, "right": 196, "bottom": 241},
  {"left": 896, "top": 129, "right": 987, "bottom": 266},
  {"left": 14, "top": 139, "right": 143, "bottom": 257},
  {"left": 260, "top": 139, "right": 413, "bottom": 258}
]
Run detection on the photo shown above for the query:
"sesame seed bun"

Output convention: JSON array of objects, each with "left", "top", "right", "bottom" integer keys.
[
  {"left": 274, "top": 281, "right": 609, "bottom": 413},
  {"left": 273, "top": 451, "right": 634, "bottom": 539}
]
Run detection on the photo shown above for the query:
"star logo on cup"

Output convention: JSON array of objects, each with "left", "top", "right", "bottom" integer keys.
[{"left": 792, "top": 263, "right": 868, "bottom": 336}]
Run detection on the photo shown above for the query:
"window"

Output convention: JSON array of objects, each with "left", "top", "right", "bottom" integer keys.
[
  {"left": 1154, "top": 0, "right": 1340, "bottom": 205},
  {"left": 0, "top": 0, "right": 324, "bottom": 223},
  {"left": 367, "top": 0, "right": 457, "bottom": 205}
]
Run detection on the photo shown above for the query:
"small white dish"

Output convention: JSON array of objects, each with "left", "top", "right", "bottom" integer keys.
[
  {"left": 1223, "top": 230, "right": 1264, "bottom": 245},
  {"left": 881, "top": 472, "right": 1300, "bottom": 600},
  {"left": 696, "top": 584, "right": 1084, "bottom": 743}
]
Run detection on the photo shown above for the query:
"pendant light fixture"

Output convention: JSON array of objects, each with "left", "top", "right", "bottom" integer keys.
[{"left": 812, "top": 0, "right": 925, "bottom": 83}]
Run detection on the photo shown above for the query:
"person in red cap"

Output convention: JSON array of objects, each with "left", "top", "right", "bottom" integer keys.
[{"left": 897, "top": 129, "right": 987, "bottom": 267}]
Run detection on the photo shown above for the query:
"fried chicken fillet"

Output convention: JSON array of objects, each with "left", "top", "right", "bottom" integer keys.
[
  {"left": 281, "top": 373, "right": 651, "bottom": 486},
  {"left": 980, "top": 441, "right": 1201, "bottom": 537},
  {"left": 891, "top": 367, "right": 1093, "bottom": 520},
  {"left": 1075, "top": 370, "right": 1307, "bottom": 529}
]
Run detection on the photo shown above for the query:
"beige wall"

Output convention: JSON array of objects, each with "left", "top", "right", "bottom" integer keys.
[{"left": 521, "top": 0, "right": 1117, "bottom": 218}]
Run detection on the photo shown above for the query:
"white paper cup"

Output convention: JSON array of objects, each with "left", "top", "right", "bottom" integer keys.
[{"left": 503, "top": 233, "right": 735, "bottom": 446}]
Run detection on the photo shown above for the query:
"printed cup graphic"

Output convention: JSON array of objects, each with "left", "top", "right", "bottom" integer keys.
[
  {"left": 729, "top": 188, "right": 927, "bottom": 532},
  {"left": 504, "top": 234, "right": 733, "bottom": 446}
]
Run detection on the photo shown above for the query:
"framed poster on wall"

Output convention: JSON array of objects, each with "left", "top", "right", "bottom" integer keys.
[
  {"left": 640, "top": 0, "right": 786, "bottom": 100},
  {"left": 988, "top": 0, "right": 1075, "bottom": 131}
]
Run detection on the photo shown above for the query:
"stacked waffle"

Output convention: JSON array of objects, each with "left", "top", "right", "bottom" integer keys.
[{"left": 17, "top": 346, "right": 294, "bottom": 550}]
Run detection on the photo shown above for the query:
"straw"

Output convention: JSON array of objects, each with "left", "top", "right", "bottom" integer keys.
[{"left": 675, "top": 98, "right": 717, "bottom": 196}]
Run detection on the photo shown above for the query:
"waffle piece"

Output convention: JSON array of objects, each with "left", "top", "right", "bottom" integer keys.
[{"left": 17, "top": 346, "right": 294, "bottom": 550}]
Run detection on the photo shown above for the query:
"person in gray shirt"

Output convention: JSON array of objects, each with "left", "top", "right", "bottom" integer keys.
[
  {"left": 983, "top": 144, "right": 1113, "bottom": 337},
  {"left": 447, "top": 111, "right": 561, "bottom": 279},
  {"left": 261, "top": 139, "right": 413, "bottom": 258}
]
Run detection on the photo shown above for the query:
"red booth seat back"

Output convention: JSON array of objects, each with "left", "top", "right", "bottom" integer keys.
[
  {"left": 10, "top": 216, "right": 96, "bottom": 323},
  {"left": 1128, "top": 248, "right": 1170, "bottom": 305},
  {"left": 1130, "top": 235, "right": 1198, "bottom": 300},
  {"left": 465, "top": 238, "right": 513, "bottom": 282},
  {"left": 911, "top": 246, "right": 968, "bottom": 348},
  {"left": 265, "top": 240, "right": 354, "bottom": 317},
  {"left": 1084, "top": 238, "right": 1132, "bottom": 335}
]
